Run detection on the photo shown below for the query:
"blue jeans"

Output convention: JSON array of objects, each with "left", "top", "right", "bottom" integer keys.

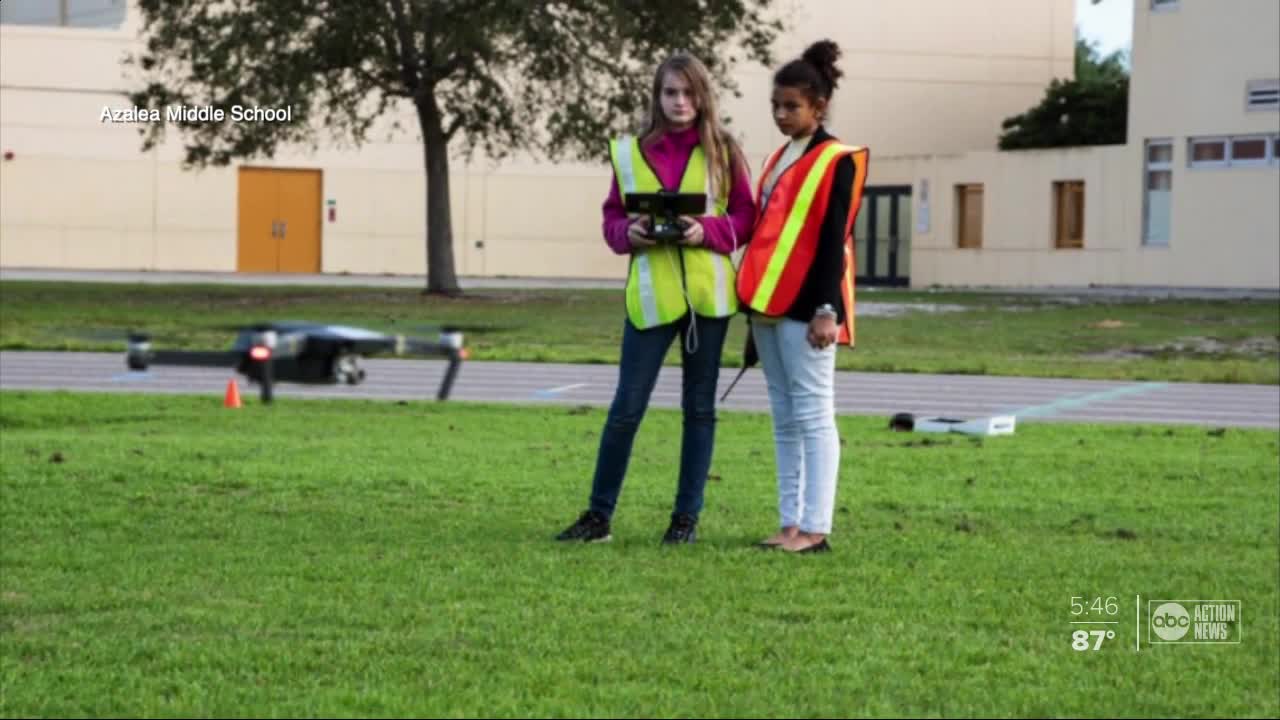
[{"left": 588, "top": 313, "right": 730, "bottom": 521}]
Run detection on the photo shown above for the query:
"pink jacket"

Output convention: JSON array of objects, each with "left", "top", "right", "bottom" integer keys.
[{"left": 601, "top": 126, "right": 756, "bottom": 256}]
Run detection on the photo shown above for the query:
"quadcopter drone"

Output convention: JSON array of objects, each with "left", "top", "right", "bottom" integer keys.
[{"left": 124, "top": 321, "right": 467, "bottom": 403}]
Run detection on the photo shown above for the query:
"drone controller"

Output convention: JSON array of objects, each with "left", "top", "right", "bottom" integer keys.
[
  {"left": 646, "top": 216, "right": 690, "bottom": 243},
  {"left": 624, "top": 191, "right": 706, "bottom": 245}
]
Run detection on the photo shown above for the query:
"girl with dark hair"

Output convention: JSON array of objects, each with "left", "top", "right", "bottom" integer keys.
[{"left": 737, "top": 40, "right": 869, "bottom": 554}]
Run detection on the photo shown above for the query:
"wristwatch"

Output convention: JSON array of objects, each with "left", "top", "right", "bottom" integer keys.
[{"left": 814, "top": 303, "right": 837, "bottom": 320}]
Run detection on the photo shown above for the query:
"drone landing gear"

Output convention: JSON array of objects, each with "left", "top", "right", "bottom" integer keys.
[{"left": 257, "top": 355, "right": 274, "bottom": 404}]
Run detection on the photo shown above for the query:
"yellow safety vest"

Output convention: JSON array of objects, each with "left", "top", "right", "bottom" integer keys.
[{"left": 609, "top": 135, "right": 738, "bottom": 330}]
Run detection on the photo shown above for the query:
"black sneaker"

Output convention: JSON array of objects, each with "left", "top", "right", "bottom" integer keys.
[
  {"left": 661, "top": 513, "right": 698, "bottom": 544},
  {"left": 555, "top": 510, "right": 612, "bottom": 543}
]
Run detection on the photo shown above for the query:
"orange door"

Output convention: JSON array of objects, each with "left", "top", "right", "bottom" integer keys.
[
  {"left": 277, "top": 170, "right": 322, "bottom": 272},
  {"left": 237, "top": 167, "right": 322, "bottom": 272},
  {"left": 237, "top": 168, "right": 279, "bottom": 272}
]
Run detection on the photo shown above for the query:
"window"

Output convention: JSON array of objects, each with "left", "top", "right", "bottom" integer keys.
[
  {"left": 1190, "top": 135, "right": 1280, "bottom": 168},
  {"left": 1190, "top": 138, "right": 1227, "bottom": 166},
  {"left": 1247, "top": 80, "right": 1280, "bottom": 111},
  {"left": 956, "top": 184, "right": 984, "bottom": 249},
  {"left": 1054, "top": 181, "right": 1085, "bottom": 249},
  {"left": 1143, "top": 140, "right": 1172, "bottom": 247},
  {"left": 0, "top": 0, "right": 126, "bottom": 28},
  {"left": 1231, "top": 138, "right": 1268, "bottom": 164},
  {"left": 1151, "top": 0, "right": 1179, "bottom": 10}
]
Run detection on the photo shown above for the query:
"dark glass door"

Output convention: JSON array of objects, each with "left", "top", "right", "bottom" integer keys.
[{"left": 855, "top": 185, "right": 912, "bottom": 286}]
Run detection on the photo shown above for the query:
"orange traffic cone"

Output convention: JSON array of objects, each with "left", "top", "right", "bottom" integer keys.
[{"left": 223, "top": 379, "right": 242, "bottom": 408}]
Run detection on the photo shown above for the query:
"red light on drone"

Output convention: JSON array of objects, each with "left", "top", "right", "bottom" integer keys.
[{"left": 249, "top": 346, "right": 272, "bottom": 361}]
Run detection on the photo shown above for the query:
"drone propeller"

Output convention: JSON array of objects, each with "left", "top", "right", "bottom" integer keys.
[
  {"left": 196, "top": 320, "right": 493, "bottom": 337},
  {"left": 48, "top": 327, "right": 157, "bottom": 349},
  {"left": 392, "top": 321, "right": 515, "bottom": 335},
  {"left": 189, "top": 319, "right": 515, "bottom": 338},
  {"left": 58, "top": 326, "right": 139, "bottom": 339},
  {"left": 54, "top": 328, "right": 162, "bottom": 381},
  {"left": 204, "top": 322, "right": 285, "bottom": 333}
]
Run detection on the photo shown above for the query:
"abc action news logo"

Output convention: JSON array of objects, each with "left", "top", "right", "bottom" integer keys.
[{"left": 1149, "top": 600, "right": 1242, "bottom": 644}]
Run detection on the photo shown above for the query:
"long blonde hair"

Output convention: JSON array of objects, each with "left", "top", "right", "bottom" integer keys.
[{"left": 640, "top": 52, "right": 742, "bottom": 206}]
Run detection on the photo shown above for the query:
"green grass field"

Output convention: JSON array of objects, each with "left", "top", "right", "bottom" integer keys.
[
  {"left": 2, "top": 281, "right": 1277, "bottom": 384},
  {"left": 2, "top": 392, "right": 1276, "bottom": 717}
]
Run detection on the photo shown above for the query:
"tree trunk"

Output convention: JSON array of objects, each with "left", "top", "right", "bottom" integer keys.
[{"left": 417, "top": 97, "right": 460, "bottom": 295}]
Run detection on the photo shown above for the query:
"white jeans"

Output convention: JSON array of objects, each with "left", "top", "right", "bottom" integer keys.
[{"left": 751, "top": 318, "right": 840, "bottom": 534}]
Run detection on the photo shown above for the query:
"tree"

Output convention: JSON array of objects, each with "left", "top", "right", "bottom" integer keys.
[
  {"left": 128, "top": 1, "right": 782, "bottom": 294},
  {"left": 998, "top": 38, "right": 1128, "bottom": 150}
]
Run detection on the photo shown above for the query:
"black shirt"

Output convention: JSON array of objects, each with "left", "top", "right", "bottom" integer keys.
[{"left": 780, "top": 126, "right": 857, "bottom": 326}]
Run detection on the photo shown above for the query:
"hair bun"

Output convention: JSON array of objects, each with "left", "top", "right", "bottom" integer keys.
[{"left": 801, "top": 40, "right": 843, "bottom": 92}]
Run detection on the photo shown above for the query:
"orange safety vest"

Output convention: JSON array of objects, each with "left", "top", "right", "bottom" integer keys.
[{"left": 736, "top": 140, "right": 869, "bottom": 345}]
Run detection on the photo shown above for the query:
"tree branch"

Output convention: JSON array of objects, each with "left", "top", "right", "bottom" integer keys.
[
  {"left": 351, "top": 63, "right": 406, "bottom": 97},
  {"left": 444, "top": 115, "right": 464, "bottom": 141},
  {"left": 386, "top": 0, "right": 423, "bottom": 99},
  {"left": 436, "top": 54, "right": 467, "bottom": 82}
]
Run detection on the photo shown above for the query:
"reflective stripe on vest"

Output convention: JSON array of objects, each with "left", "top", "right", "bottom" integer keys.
[
  {"left": 633, "top": 253, "right": 661, "bottom": 328},
  {"left": 609, "top": 135, "right": 737, "bottom": 329},
  {"left": 615, "top": 138, "right": 639, "bottom": 194},
  {"left": 737, "top": 141, "right": 868, "bottom": 327},
  {"left": 712, "top": 253, "right": 729, "bottom": 316}
]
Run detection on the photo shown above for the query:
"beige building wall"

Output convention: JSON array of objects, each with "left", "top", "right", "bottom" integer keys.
[
  {"left": 879, "top": 142, "right": 1275, "bottom": 289},
  {"left": 879, "top": 141, "right": 1277, "bottom": 291},
  {"left": 851, "top": 0, "right": 1279, "bottom": 290},
  {"left": 874, "top": 147, "right": 1134, "bottom": 287},
  {"left": 0, "top": 0, "right": 1072, "bottom": 280},
  {"left": 730, "top": 0, "right": 1076, "bottom": 160},
  {"left": 4, "top": 0, "right": 1273, "bottom": 289},
  {"left": 1125, "top": 0, "right": 1280, "bottom": 289},
  {"left": 0, "top": 22, "right": 460, "bottom": 275},
  {"left": 1130, "top": 0, "right": 1280, "bottom": 140}
]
